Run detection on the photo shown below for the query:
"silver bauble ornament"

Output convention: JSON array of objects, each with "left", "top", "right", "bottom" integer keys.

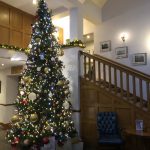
[{"left": 28, "top": 92, "right": 36, "bottom": 101}]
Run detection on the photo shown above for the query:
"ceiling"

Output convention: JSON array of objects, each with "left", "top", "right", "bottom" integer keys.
[
  {"left": 0, "top": 0, "right": 107, "bottom": 69},
  {"left": 0, "top": 0, "right": 107, "bottom": 16}
]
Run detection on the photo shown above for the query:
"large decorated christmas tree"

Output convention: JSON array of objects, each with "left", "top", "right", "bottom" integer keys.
[{"left": 6, "top": 0, "right": 76, "bottom": 149}]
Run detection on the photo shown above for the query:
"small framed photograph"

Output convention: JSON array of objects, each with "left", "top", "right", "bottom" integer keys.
[
  {"left": 100, "top": 40, "right": 111, "bottom": 52},
  {"left": 135, "top": 119, "right": 143, "bottom": 131},
  {"left": 132, "top": 53, "right": 147, "bottom": 65},
  {"left": 115, "top": 46, "right": 128, "bottom": 59}
]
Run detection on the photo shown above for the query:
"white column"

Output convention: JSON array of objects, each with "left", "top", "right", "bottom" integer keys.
[
  {"left": 70, "top": 7, "right": 83, "bottom": 41},
  {"left": 60, "top": 47, "right": 82, "bottom": 136}
]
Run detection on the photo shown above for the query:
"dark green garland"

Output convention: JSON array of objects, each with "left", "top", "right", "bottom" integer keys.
[
  {"left": 0, "top": 44, "right": 29, "bottom": 53},
  {"left": 61, "top": 39, "right": 86, "bottom": 49},
  {"left": 0, "top": 41, "right": 85, "bottom": 55}
]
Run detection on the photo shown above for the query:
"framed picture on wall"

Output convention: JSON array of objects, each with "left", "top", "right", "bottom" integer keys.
[
  {"left": 100, "top": 40, "right": 111, "bottom": 52},
  {"left": 115, "top": 46, "right": 128, "bottom": 59},
  {"left": 132, "top": 53, "right": 147, "bottom": 65},
  {"left": 135, "top": 119, "right": 143, "bottom": 131}
]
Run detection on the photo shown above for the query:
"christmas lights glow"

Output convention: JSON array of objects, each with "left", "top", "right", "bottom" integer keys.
[{"left": 6, "top": 0, "right": 76, "bottom": 149}]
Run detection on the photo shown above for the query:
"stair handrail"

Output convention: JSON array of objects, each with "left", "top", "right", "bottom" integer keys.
[{"left": 80, "top": 51, "right": 150, "bottom": 81}]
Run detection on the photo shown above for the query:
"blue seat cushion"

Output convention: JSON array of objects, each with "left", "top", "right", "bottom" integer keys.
[{"left": 99, "top": 135, "right": 123, "bottom": 145}]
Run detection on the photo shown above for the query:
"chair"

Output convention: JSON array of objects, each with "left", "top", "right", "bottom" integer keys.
[{"left": 97, "top": 112, "right": 123, "bottom": 149}]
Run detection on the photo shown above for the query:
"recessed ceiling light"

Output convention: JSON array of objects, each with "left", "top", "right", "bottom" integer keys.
[
  {"left": 1, "top": 64, "right": 4, "bottom": 66},
  {"left": 33, "top": 0, "right": 37, "bottom": 5}
]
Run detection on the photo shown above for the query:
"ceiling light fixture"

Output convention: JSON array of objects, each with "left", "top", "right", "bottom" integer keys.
[
  {"left": 11, "top": 57, "right": 21, "bottom": 61},
  {"left": 1, "top": 64, "right": 4, "bottom": 66},
  {"left": 33, "top": 0, "right": 37, "bottom": 5}
]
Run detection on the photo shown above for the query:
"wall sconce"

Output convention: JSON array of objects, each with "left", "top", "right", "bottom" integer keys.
[{"left": 120, "top": 32, "right": 128, "bottom": 42}]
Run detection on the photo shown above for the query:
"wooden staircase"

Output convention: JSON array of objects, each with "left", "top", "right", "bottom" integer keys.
[
  {"left": 79, "top": 51, "right": 150, "bottom": 113},
  {"left": 79, "top": 51, "right": 150, "bottom": 150}
]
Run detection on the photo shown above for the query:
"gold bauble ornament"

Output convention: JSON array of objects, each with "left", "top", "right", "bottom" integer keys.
[
  {"left": 48, "top": 48, "right": 52, "bottom": 51},
  {"left": 45, "top": 125, "right": 51, "bottom": 130},
  {"left": 11, "top": 115, "right": 20, "bottom": 123},
  {"left": 30, "top": 113, "right": 38, "bottom": 122},
  {"left": 63, "top": 101, "right": 70, "bottom": 110},
  {"left": 23, "top": 76, "right": 32, "bottom": 84},
  {"left": 57, "top": 80, "right": 64, "bottom": 86},
  {"left": 35, "top": 37, "right": 41, "bottom": 43},
  {"left": 44, "top": 67, "right": 49, "bottom": 74}
]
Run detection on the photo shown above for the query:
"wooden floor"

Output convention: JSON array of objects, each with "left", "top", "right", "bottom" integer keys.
[{"left": 0, "top": 130, "right": 11, "bottom": 150}]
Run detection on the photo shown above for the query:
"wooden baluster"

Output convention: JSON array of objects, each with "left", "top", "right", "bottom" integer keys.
[
  {"left": 103, "top": 63, "right": 106, "bottom": 88},
  {"left": 126, "top": 73, "right": 129, "bottom": 100},
  {"left": 132, "top": 76, "right": 136, "bottom": 103},
  {"left": 114, "top": 68, "right": 117, "bottom": 94},
  {"left": 88, "top": 57, "right": 91, "bottom": 80},
  {"left": 93, "top": 59, "right": 96, "bottom": 82},
  {"left": 120, "top": 70, "right": 123, "bottom": 97},
  {"left": 139, "top": 79, "right": 143, "bottom": 107},
  {"left": 84, "top": 55, "right": 86, "bottom": 78},
  {"left": 146, "top": 81, "right": 150, "bottom": 111},
  {"left": 109, "top": 65, "right": 111, "bottom": 91},
  {"left": 98, "top": 61, "right": 101, "bottom": 85}
]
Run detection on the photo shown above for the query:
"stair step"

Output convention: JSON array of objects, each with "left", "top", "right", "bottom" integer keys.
[{"left": 88, "top": 78, "right": 148, "bottom": 110}]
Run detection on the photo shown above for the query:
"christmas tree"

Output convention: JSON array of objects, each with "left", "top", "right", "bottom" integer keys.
[{"left": 6, "top": 0, "right": 76, "bottom": 149}]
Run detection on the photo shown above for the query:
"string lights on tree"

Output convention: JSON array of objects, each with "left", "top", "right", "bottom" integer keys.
[{"left": 6, "top": 0, "right": 76, "bottom": 149}]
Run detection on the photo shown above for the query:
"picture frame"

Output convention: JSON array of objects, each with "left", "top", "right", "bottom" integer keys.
[
  {"left": 132, "top": 53, "right": 147, "bottom": 65},
  {"left": 100, "top": 40, "right": 111, "bottom": 52},
  {"left": 115, "top": 46, "right": 128, "bottom": 59},
  {"left": 135, "top": 119, "right": 143, "bottom": 131}
]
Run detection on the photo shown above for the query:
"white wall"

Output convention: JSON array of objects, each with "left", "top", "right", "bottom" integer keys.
[
  {"left": 53, "top": 16, "right": 96, "bottom": 44},
  {"left": 84, "top": 42, "right": 94, "bottom": 54},
  {"left": 95, "top": 0, "right": 150, "bottom": 74},
  {"left": 53, "top": 16, "right": 70, "bottom": 44},
  {"left": 83, "top": 19, "right": 96, "bottom": 35},
  {"left": 0, "top": 69, "right": 10, "bottom": 103},
  {"left": 0, "top": 69, "right": 18, "bottom": 123}
]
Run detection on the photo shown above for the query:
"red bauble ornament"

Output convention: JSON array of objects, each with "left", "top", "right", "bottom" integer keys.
[
  {"left": 21, "top": 99, "right": 28, "bottom": 105},
  {"left": 43, "top": 137, "right": 49, "bottom": 144},
  {"left": 14, "top": 137, "right": 20, "bottom": 144}
]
